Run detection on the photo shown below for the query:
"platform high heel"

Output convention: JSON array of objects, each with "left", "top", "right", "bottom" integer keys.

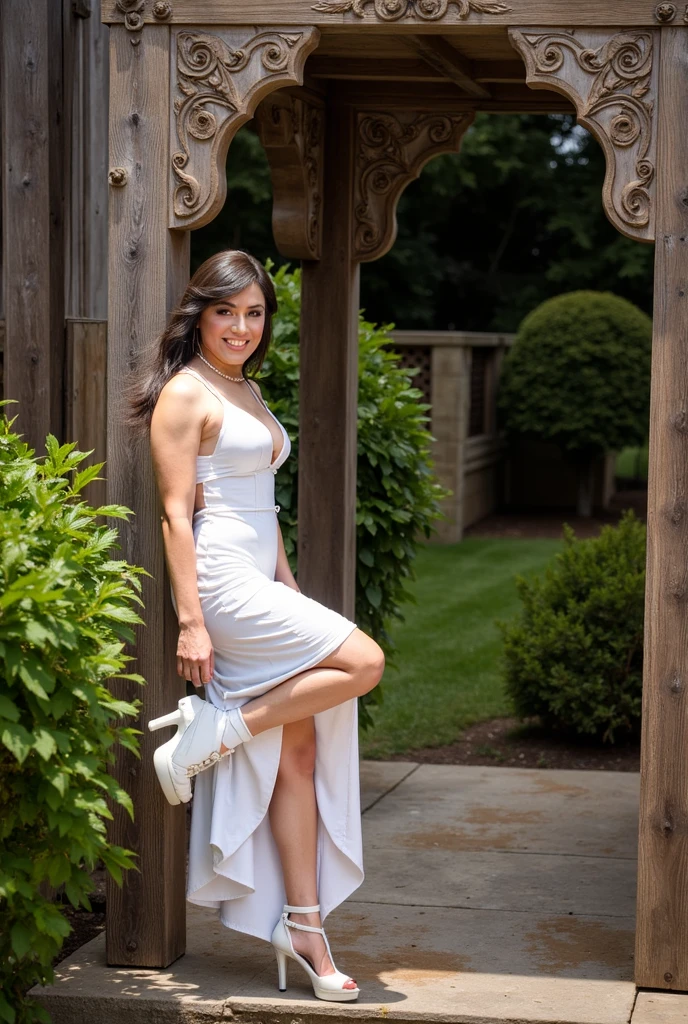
[
  {"left": 148, "top": 695, "right": 233, "bottom": 806},
  {"left": 270, "top": 903, "right": 359, "bottom": 1002}
]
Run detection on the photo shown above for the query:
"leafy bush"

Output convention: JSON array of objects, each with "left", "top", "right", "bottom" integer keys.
[
  {"left": 0, "top": 408, "right": 145, "bottom": 1024},
  {"left": 498, "top": 291, "right": 652, "bottom": 515},
  {"left": 499, "top": 511, "right": 646, "bottom": 743},
  {"left": 257, "top": 264, "right": 448, "bottom": 723}
]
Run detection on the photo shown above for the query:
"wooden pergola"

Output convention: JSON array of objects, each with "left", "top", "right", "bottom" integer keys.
[{"left": 4, "top": 0, "right": 687, "bottom": 994}]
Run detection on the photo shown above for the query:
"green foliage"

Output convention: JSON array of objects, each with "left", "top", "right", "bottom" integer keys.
[
  {"left": 255, "top": 265, "right": 448, "bottom": 725},
  {"left": 497, "top": 290, "right": 652, "bottom": 458},
  {"left": 0, "top": 407, "right": 145, "bottom": 1023},
  {"left": 499, "top": 511, "right": 646, "bottom": 742},
  {"left": 192, "top": 115, "right": 655, "bottom": 333}
]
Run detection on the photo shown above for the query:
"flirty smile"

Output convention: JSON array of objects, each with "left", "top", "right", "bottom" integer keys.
[{"left": 224, "top": 338, "right": 250, "bottom": 348}]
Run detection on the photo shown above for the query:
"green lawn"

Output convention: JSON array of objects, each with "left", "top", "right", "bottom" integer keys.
[{"left": 361, "top": 538, "right": 562, "bottom": 758}]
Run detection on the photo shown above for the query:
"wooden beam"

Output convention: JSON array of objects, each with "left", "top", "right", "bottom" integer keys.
[
  {"left": 65, "top": 319, "right": 107, "bottom": 509},
  {"left": 404, "top": 35, "right": 491, "bottom": 98},
  {"left": 636, "top": 26, "right": 688, "bottom": 992},
  {"left": 330, "top": 80, "right": 574, "bottom": 112},
  {"left": 306, "top": 56, "right": 526, "bottom": 82},
  {"left": 298, "top": 100, "right": 359, "bottom": 617},
  {"left": 2, "top": 0, "right": 65, "bottom": 450},
  {"left": 101, "top": 0, "right": 680, "bottom": 28},
  {"left": 106, "top": 23, "right": 189, "bottom": 969}
]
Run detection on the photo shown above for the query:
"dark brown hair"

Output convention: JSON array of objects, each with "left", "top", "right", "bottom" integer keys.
[{"left": 127, "top": 250, "right": 277, "bottom": 430}]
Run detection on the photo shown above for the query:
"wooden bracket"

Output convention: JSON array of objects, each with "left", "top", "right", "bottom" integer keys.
[
  {"left": 353, "top": 109, "right": 474, "bottom": 262},
  {"left": 509, "top": 27, "right": 658, "bottom": 243},
  {"left": 169, "top": 26, "right": 320, "bottom": 230},
  {"left": 255, "top": 91, "right": 325, "bottom": 260}
]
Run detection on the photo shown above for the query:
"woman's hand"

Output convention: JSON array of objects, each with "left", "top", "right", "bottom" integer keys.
[{"left": 177, "top": 623, "right": 215, "bottom": 688}]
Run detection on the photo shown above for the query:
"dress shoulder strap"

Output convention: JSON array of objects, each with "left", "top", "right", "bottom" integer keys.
[{"left": 178, "top": 365, "right": 228, "bottom": 405}]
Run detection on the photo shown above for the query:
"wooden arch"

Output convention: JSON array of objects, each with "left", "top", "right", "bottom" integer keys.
[{"left": 102, "top": 0, "right": 688, "bottom": 996}]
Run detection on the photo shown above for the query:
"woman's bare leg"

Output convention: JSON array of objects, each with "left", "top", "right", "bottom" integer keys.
[
  {"left": 268, "top": 717, "right": 357, "bottom": 990},
  {"left": 221, "top": 628, "right": 383, "bottom": 749}
]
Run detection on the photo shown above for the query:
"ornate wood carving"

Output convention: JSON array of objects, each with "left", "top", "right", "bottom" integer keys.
[
  {"left": 169, "top": 26, "right": 320, "bottom": 230},
  {"left": 353, "top": 110, "right": 473, "bottom": 262},
  {"left": 255, "top": 93, "right": 324, "bottom": 260},
  {"left": 311, "top": 0, "right": 511, "bottom": 19},
  {"left": 116, "top": 0, "right": 144, "bottom": 41},
  {"left": 509, "top": 28, "right": 658, "bottom": 243}
]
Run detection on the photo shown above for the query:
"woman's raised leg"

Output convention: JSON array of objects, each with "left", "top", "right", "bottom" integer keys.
[
  {"left": 227, "top": 627, "right": 383, "bottom": 746},
  {"left": 268, "top": 717, "right": 357, "bottom": 990}
]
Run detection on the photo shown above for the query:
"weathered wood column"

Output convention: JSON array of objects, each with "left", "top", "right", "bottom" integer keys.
[
  {"left": 298, "top": 100, "right": 360, "bottom": 617},
  {"left": 106, "top": 22, "right": 189, "bottom": 968},
  {"left": 1, "top": 0, "right": 65, "bottom": 449},
  {"left": 635, "top": 26, "right": 688, "bottom": 991}
]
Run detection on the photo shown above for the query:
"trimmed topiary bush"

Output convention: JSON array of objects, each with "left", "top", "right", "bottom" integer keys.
[
  {"left": 257, "top": 264, "right": 448, "bottom": 725},
  {"left": 0, "top": 407, "right": 144, "bottom": 1024},
  {"left": 498, "top": 291, "right": 652, "bottom": 516},
  {"left": 499, "top": 510, "right": 645, "bottom": 743}
]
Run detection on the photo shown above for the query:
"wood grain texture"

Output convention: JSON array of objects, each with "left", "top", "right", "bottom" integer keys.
[
  {"left": 510, "top": 27, "right": 658, "bottom": 243},
  {"left": 298, "top": 100, "right": 358, "bottom": 617},
  {"left": 65, "top": 319, "right": 108, "bottom": 509},
  {"left": 169, "top": 26, "right": 319, "bottom": 229},
  {"left": 64, "top": 4, "right": 109, "bottom": 319},
  {"left": 106, "top": 23, "right": 189, "bottom": 969},
  {"left": 101, "top": 0, "right": 673, "bottom": 27},
  {"left": 2, "top": 0, "right": 64, "bottom": 450},
  {"left": 255, "top": 90, "right": 324, "bottom": 259},
  {"left": 404, "top": 35, "right": 491, "bottom": 98},
  {"left": 636, "top": 26, "right": 688, "bottom": 992}
]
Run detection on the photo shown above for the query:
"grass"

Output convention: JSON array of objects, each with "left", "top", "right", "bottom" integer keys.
[
  {"left": 361, "top": 538, "right": 562, "bottom": 759},
  {"left": 616, "top": 445, "right": 648, "bottom": 482}
]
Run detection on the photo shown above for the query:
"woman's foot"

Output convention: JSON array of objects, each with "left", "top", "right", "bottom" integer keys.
[{"left": 287, "top": 912, "right": 357, "bottom": 991}]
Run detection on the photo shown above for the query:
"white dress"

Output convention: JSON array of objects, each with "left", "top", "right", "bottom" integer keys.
[{"left": 176, "top": 366, "right": 363, "bottom": 942}]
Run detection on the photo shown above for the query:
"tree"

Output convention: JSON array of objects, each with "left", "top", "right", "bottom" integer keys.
[
  {"left": 497, "top": 291, "right": 652, "bottom": 516},
  {"left": 192, "top": 115, "right": 654, "bottom": 332}
]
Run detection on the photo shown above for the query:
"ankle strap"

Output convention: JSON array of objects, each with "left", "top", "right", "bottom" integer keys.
[{"left": 283, "top": 903, "right": 320, "bottom": 914}]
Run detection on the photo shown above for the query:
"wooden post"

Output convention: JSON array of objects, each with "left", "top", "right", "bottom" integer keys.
[
  {"left": 65, "top": 319, "right": 108, "bottom": 510},
  {"left": 430, "top": 344, "right": 470, "bottom": 543},
  {"left": 1, "top": 0, "right": 65, "bottom": 449},
  {"left": 636, "top": 27, "right": 688, "bottom": 992},
  {"left": 298, "top": 100, "right": 359, "bottom": 618},
  {"left": 106, "top": 23, "right": 189, "bottom": 968}
]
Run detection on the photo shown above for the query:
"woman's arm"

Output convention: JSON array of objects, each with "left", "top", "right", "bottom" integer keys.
[
  {"left": 275, "top": 522, "right": 300, "bottom": 592},
  {"left": 150, "top": 377, "right": 214, "bottom": 688}
]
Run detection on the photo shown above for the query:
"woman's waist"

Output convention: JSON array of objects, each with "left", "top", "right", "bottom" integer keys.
[{"left": 194, "top": 502, "right": 280, "bottom": 518}]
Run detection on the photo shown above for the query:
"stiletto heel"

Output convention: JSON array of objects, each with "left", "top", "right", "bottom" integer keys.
[
  {"left": 148, "top": 709, "right": 183, "bottom": 732},
  {"left": 276, "top": 949, "right": 288, "bottom": 991},
  {"left": 270, "top": 903, "right": 359, "bottom": 1002}
]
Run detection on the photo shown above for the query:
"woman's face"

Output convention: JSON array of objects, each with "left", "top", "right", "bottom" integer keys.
[{"left": 197, "top": 282, "right": 266, "bottom": 371}]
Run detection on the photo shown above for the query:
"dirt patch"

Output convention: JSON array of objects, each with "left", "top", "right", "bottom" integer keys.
[
  {"left": 385, "top": 717, "right": 640, "bottom": 772},
  {"left": 464, "top": 490, "right": 647, "bottom": 540},
  {"left": 523, "top": 916, "right": 635, "bottom": 977}
]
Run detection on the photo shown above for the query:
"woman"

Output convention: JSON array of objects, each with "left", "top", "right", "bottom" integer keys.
[{"left": 129, "top": 250, "right": 384, "bottom": 1003}]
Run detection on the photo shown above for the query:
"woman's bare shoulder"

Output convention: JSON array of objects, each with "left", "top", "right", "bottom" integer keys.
[{"left": 153, "top": 371, "right": 210, "bottom": 430}]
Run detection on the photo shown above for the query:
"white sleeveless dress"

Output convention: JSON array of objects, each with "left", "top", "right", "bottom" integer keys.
[{"left": 176, "top": 366, "right": 363, "bottom": 942}]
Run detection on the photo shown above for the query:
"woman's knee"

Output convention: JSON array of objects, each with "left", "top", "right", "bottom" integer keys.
[
  {"left": 277, "top": 720, "right": 316, "bottom": 780},
  {"left": 352, "top": 637, "right": 385, "bottom": 696}
]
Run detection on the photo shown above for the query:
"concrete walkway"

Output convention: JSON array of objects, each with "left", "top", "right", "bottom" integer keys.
[{"left": 35, "top": 763, "right": 688, "bottom": 1024}]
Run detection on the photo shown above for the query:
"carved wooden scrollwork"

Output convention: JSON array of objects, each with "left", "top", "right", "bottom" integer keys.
[
  {"left": 353, "top": 110, "right": 474, "bottom": 262},
  {"left": 311, "top": 0, "right": 511, "bottom": 20},
  {"left": 255, "top": 93, "right": 324, "bottom": 260},
  {"left": 169, "top": 26, "right": 320, "bottom": 230},
  {"left": 509, "top": 28, "right": 657, "bottom": 243}
]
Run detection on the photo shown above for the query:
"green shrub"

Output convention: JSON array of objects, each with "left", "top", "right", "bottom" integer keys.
[
  {"left": 498, "top": 291, "right": 652, "bottom": 515},
  {"left": 257, "top": 264, "right": 448, "bottom": 725},
  {"left": 499, "top": 511, "right": 645, "bottom": 743},
  {"left": 0, "top": 408, "right": 145, "bottom": 1024}
]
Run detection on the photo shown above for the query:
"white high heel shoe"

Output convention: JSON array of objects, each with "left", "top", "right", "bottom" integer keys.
[
  {"left": 271, "top": 903, "right": 359, "bottom": 1002},
  {"left": 148, "top": 695, "right": 242, "bottom": 805}
]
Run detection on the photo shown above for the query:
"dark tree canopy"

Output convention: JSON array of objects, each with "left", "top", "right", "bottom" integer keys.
[{"left": 191, "top": 114, "right": 654, "bottom": 333}]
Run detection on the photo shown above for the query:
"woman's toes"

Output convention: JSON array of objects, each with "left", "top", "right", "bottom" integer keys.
[{"left": 344, "top": 978, "right": 357, "bottom": 989}]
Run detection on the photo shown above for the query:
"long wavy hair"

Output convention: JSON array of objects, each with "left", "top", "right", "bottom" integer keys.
[{"left": 127, "top": 250, "right": 278, "bottom": 431}]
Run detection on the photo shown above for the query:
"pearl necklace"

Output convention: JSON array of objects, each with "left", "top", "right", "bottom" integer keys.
[{"left": 197, "top": 350, "right": 245, "bottom": 383}]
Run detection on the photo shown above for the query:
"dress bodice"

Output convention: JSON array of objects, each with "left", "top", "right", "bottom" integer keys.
[{"left": 178, "top": 366, "right": 291, "bottom": 513}]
